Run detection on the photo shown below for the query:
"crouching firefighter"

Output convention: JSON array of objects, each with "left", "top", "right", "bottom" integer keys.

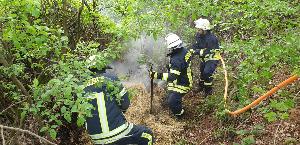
[
  {"left": 84, "top": 55, "right": 153, "bottom": 145},
  {"left": 193, "top": 18, "right": 221, "bottom": 96},
  {"left": 150, "top": 33, "right": 194, "bottom": 118}
]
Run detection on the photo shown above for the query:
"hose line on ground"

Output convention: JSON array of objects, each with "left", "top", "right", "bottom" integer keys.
[{"left": 220, "top": 56, "right": 299, "bottom": 116}]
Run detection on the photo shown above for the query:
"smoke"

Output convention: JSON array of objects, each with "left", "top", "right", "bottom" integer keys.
[{"left": 107, "top": 34, "right": 168, "bottom": 91}]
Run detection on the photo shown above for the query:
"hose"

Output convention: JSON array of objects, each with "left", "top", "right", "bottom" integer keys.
[{"left": 220, "top": 57, "right": 299, "bottom": 116}]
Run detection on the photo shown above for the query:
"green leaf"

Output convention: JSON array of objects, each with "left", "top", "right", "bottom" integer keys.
[
  {"left": 64, "top": 112, "right": 71, "bottom": 123},
  {"left": 61, "top": 106, "right": 67, "bottom": 113},
  {"left": 284, "top": 99, "right": 294, "bottom": 108},
  {"left": 56, "top": 120, "right": 63, "bottom": 126},
  {"left": 236, "top": 129, "right": 248, "bottom": 135},
  {"left": 51, "top": 125, "right": 58, "bottom": 129},
  {"left": 279, "top": 112, "right": 289, "bottom": 120},
  {"left": 76, "top": 115, "right": 86, "bottom": 126},
  {"left": 71, "top": 105, "right": 78, "bottom": 113},
  {"left": 263, "top": 112, "right": 277, "bottom": 122},
  {"left": 241, "top": 135, "right": 255, "bottom": 145},
  {"left": 49, "top": 129, "right": 57, "bottom": 139},
  {"left": 40, "top": 126, "right": 48, "bottom": 132},
  {"left": 21, "top": 111, "right": 27, "bottom": 121}
]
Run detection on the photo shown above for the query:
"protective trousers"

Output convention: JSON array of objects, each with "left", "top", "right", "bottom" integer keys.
[
  {"left": 199, "top": 60, "right": 219, "bottom": 95},
  {"left": 106, "top": 125, "right": 153, "bottom": 145},
  {"left": 167, "top": 91, "right": 185, "bottom": 117}
]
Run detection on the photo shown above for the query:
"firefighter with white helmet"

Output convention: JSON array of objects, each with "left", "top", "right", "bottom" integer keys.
[
  {"left": 193, "top": 18, "right": 221, "bottom": 96},
  {"left": 150, "top": 33, "right": 194, "bottom": 118}
]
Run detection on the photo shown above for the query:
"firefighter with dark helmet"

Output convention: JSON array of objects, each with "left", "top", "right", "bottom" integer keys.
[
  {"left": 84, "top": 55, "right": 153, "bottom": 145},
  {"left": 150, "top": 33, "right": 194, "bottom": 118},
  {"left": 193, "top": 18, "right": 221, "bottom": 96}
]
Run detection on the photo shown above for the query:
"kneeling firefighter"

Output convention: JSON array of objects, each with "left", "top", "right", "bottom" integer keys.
[
  {"left": 84, "top": 55, "right": 153, "bottom": 145},
  {"left": 150, "top": 33, "right": 194, "bottom": 118}
]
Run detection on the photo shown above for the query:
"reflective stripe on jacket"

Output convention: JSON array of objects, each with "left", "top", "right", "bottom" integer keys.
[
  {"left": 84, "top": 72, "right": 131, "bottom": 144},
  {"left": 192, "top": 31, "right": 221, "bottom": 61},
  {"left": 155, "top": 47, "right": 193, "bottom": 94}
]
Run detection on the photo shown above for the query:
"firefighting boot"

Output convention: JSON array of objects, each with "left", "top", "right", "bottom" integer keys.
[
  {"left": 198, "top": 80, "right": 205, "bottom": 93},
  {"left": 204, "top": 86, "right": 213, "bottom": 97}
]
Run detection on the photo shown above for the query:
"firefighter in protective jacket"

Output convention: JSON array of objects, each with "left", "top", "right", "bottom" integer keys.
[
  {"left": 84, "top": 55, "right": 153, "bottom": 145},
  {"left": 193, "top": 18, "right": 221, "bottom": 96},
  {"left": 150, "top": 33, "right": 194, "bottom": 118}
]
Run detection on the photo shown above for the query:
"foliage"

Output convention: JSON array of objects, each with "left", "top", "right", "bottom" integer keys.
[
  {"left": 224, "top": 30, "right": 299, "bottom": 113},
  {"left": 241, "top": 135, "right": 256, "bottom": 145},
  {"left": 261, "top": 98, "right": 295, "bottom": 122},
  {"left": 0, "top": 0, "right": 129, "bottom": 141},
  {"left": 0, "top": 0, "right": 299, "bottom": 143}
]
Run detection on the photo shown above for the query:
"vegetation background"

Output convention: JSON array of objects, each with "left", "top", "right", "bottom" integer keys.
[{"left": 0, "top": 0, "right": 299, "bottom": 144}]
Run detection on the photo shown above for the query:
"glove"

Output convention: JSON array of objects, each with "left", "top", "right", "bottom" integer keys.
[{"left": 149, "top": 71, "right": 157, "bottom": 79}]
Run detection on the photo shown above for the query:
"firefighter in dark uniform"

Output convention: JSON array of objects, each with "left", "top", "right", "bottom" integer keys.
[
  {"left": 193, "top": 18, "right": 221, "bottom": 96},
  {"left": 84, "top": 55, "right": 153, "bottom": 145},
  {"left": 150, "top": 33, "right": 194, "bottom": 118}
]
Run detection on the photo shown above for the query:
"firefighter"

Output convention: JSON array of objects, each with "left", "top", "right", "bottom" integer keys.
[
  {"left": 150, "top": 33, "right": 194, "bottom": 118},
  {"left": 193, "top": 18, "right": 221, "bottom": 96},
  {"left": 84, "top": 55, "right": 153, "bottom": 145}
]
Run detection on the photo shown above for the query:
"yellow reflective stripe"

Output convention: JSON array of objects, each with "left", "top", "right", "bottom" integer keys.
[
  {"left": 175, "top": 109, "right": 184, "bottom": 116},
  {"left": 154, "top": 72, "right": 158, "bottom": 79},
  {"left": 85, "top": 76, "right": 105, "bottom": 87},
  {"left": 170, "top": 69, "right": 181, "bottom": 75},
  {"left": 214, "top": 52, "right": 222, "bottom": 60},
  {"left": 162, "top": 73, "right": 169, "bottom": 81},
  {"left": 167, "top": 83, "right": 190, "bottom": 91},
  {"left": 204, "top": 82, "right": 213, "bottom": 86},
  {"left": 119, "top": 88, "right": 127, "bottom": 97},
  {"left": 205, "top": 57, "right": 220, "bottom": 61},
  {"left": 185, "top": 51, "right": 193, "bottom": 62},
  {"left": 90, "top": 122, "right": 130, "bottom": 139},
  {"left": 92, "top": 123, "right": 134, "bottom": 144},
  {"left": 187, "top": 64, "right": 193, "bottom": 87},
  {"left": 200, "top": 49, "right": 205, "bottom": 56},
  {"left": 168, "top": 87, "right": 187, "bottom": 93},
  {"left": 211, "top": 49, "right": 220, "bottom": 53},
  {"left": 96, "top": 92, "right": 109, "bottom": 133},
  {"left": 141, "top": 132, "right": 153, "bottom": 145}
]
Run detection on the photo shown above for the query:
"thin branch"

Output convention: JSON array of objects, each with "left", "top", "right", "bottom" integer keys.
[
  {"left": 0, "top": 56, "right": 30, "bottom": 97},
  {"left": 0, "top": 96, "right": 29, "bottom": 115},
  {"left": 1, "top": 126, "right": 5, "bottom": 145},
  {"left": 0, "top": 125, "right": 57, "bottom": 145}
]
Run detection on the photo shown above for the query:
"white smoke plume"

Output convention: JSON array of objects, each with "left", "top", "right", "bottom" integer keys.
[{"left": 107, "top": 34, "right": 168, "bottom": 91}]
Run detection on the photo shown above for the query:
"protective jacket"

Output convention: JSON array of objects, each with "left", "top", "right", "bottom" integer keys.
[
  {"left": 193, "top": 31, "right": 221, "bottom": 61},
  {"left": 154, "top": 47, "right": 194, "bottom": 94},
  {"left": 84, "top": 72, "right": 132, "bottom": 144}
]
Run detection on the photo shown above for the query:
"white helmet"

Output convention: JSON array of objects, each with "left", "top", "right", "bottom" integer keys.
[
  {"left": 165, "top": 33, "right": 183, "bottom": 49},
  {"left": 194, "top": 18, "right": 211, "bottom": 30}
]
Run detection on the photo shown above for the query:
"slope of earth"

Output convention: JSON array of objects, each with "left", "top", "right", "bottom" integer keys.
[{"left": 123, "top": 72, "right": 300, "bottom": 145}]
